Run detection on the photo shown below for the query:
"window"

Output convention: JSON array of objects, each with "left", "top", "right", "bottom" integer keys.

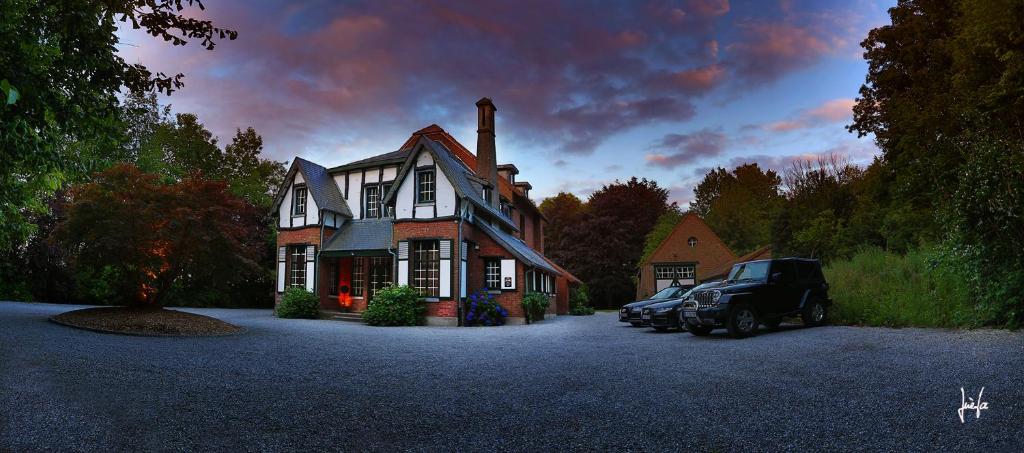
[
  {"left": 292, "top": 186, "right": 307, "bottom": 216},
  {"left": 370, "top": 257, "right": 392, "bottom": 296},
  {"left": 412, "top": 240, "right": 440, "bottom": 297},
  {"left": 381, "top": 184, "right": 393, "bottom": 217},
  {"left": 688, "top": 237, "right": 698, "bottom": 248},
  {"left": 482, "top": 186, "right": 492, "bottom": 204},
  {"left": 500, "top": 201, "right": 511, "bottom": 219},
  {"left": 654, "top": 264, "right": 695, "bottom": 280},
  {"left": 352, "top": 259, "right": 365, "bottom": 297},
  {"left": 484, "top": 259, "right": 501, "bottom": 289},
  {"left": 289, "top": 245, "right": 306, "bottom": 288},
  {"left": 329, "top": 261, "right": 339, "bottom": 296},
  {"left": 364, "top": 185, "right": 380, "bottom": 218},
  {"left": 417, "top": 170, "right": 435, "bottom": 204}
]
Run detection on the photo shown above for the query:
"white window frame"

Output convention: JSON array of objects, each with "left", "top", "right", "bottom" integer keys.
[
  {"left": 485, "top": 259, "right": 501, "bottom": 290},
  {"left": 292, "top": 186, "right": 307, "bottom": 216},
  {"left": 364, "top": 185, "right": 380, "bottom": 218},
  {"left": 417, "top": 170, "right": 435, "bottom": 204}
]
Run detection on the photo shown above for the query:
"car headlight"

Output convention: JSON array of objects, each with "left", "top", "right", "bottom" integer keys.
[{"left": 712, "top": 290, "right": 722, "bottom": 303}]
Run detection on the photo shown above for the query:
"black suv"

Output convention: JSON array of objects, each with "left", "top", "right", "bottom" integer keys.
[
  {"left": 619, "top": 286, "right": 691, "bottom": 327},
  {"left": 641, "top": 281, "right": 722, "bottom": 331},
  {"left": 680, "top": 258, "right": 830, "bottom": 338}
]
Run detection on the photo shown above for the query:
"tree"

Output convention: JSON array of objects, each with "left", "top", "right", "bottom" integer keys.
[
  {"left": 639, "top": 207, "right": 684, "bottom": 265},
  {"left": 561, "top": 178, "right": 672, "bottom": 308},
  {"left": 54, "top": 164, "right": 263, "bottom": 307},
  {"left": 849, "top": 0, "right": 1024, "bottom": 246},
  {"left": 538, "top": 192, "right": 585, "bottom": 269},
  {"left": 1, "top": 0, "right": 236, "bottom": 251},
  {"left": 692, "top": 163, "right": 782, "bottom": 255}
]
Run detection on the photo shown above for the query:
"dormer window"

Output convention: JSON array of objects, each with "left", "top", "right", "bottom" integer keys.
[
  {"left": 482, "top": 186, "right": 493, "bottom": 204},
  {"left": 292, "top": 186, "right": 307, "bottom": 216},
  {"left": 417, "top": 170, "right": 435, "bottom": 204}
]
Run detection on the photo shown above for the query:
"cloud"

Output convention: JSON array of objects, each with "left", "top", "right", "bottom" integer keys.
[
  {"left": 645, "top": 128, "right": 727, "bottom": 168},
  {"left": 726, "top": 21, "right": 836, "bottom": 85},
  {"left": 765, "top": 98, "right": 855, "bottom": 132},
  {"left": 115, "top": 0, "right": 866, "bottom": 163}
]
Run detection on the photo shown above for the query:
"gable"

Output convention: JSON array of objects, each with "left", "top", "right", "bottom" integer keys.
[
  {"left": 272, "top": 158, "right": 353, "bottom": 219},
  {"left": 645, "top": 213, "right": 736, "bottom": 268},
  {"left": 383, "top": 137, "right": 517, "bottom": 231}
]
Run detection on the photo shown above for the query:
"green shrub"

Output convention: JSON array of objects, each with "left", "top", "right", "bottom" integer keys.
[
  {"left": 569, "top": 283, "right": 594, "bottom": 315},
  {"left": 363, "top": 285, "right": 425, "bottom": 326},
  {"left": 824, "top": 247, "right": 976, "bottom": 328},
  {"left": 521, "top": 291, "right": 550, "bottom": 323},
  {"left": 276, "top": 287, "right": 320, "bottom": 319}
]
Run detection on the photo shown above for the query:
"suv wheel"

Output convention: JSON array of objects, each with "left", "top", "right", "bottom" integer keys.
[
  {"left": 726, "top": 303, "right": 758, "bottom": 338},
  {"left": 802, "top": 300, "right": 827, "bottom": 327}
]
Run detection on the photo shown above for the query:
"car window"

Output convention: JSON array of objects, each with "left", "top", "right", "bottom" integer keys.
[
  {"left": 797, "top": 261, "right": 823, "bottom": 282},
  {"left": 651, "top": 287, "right": 681, "bottom": 299},
  {"left": 773, "top": 261, "right": 797, "bottom": 283},
  {"left": 727, "top": 262, "right": 770, "bottom": 282}
]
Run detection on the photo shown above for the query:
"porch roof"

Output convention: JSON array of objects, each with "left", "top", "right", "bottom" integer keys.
[
  {"left": 474, "top": 219, "right": 559, "bottom": 274},
  {"left": 321, "top": 219, "right": 394, "bottom": 257}
]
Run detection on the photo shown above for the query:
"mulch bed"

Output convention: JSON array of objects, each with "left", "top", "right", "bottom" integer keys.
[{"left": 50, "top": 306, "right": 243, "bottom": 337}]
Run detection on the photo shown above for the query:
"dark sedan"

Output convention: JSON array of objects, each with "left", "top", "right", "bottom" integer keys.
[
  {"left": 619, "top": 286, "right": 691, "bottom": 327},
  {"left": 641, "top": 281, "right": 723, "bottom": 331}
]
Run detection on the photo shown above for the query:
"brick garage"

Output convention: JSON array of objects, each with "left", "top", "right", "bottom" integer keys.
[{"left": 635, "top": 213, "right": 737, "bottom": 300}]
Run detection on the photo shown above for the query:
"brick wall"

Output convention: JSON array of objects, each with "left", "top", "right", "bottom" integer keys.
[
  {"left": 393, "top": 220, "right": 461, "bottom": 320},
  {"left": 274, "top": 226, "right": 333, "bottom": 305}
]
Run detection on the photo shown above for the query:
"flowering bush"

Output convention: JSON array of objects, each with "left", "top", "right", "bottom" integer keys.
[{"left": 465, "top": 289, "right": 508, "bottom": 326}]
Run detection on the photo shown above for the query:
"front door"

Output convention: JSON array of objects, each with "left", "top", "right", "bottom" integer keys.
[{"left": 335, "top": 257, "right": 353, "bottom": 308}]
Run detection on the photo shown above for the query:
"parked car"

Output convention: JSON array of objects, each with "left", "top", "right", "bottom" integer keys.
[
  {"left": 679, "top": 258, "right": 831, "bottom": 338},
  {"left": 641, "top": 281, "right": 723, "bottom": 331},
  {"left": 619, "top": 286, "right": 691, "bottom": 327}
]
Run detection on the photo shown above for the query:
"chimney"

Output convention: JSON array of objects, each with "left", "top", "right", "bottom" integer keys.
[{"left": 475, "top": 97, "right": 499, "bottom": 207}]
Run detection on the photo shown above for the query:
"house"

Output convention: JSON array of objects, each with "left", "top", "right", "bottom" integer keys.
[
  {"left": 271, "top": 98, "right": 580, "bottom": 325},
  {"left": 635, "top": 212, "right": 736, "bottom": 299}
]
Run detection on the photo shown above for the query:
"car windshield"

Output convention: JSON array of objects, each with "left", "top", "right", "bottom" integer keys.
[
  {"left": 651, "top": 287, "right": 683, "bottom": 299},
  {"left": 727, "top": 262, "right": 770, "bottom": 282}
]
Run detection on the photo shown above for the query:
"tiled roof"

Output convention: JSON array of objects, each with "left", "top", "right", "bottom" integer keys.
[
  {"left": 328, "top": 149, "right": 410, "bottom": 172},
  {"left": 321, "top": 218, "right": 394, "bottom": 255},
  {"left": 295, "top": 157, "right": 353, "bottom": 218},
  {"left": 474, "top": 219, "right": 559, "bottom": 274}
]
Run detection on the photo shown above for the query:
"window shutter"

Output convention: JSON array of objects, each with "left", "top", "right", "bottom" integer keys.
[
  {"left": 500, "top": 259, "right": 516, "bottom": 290},
  {"left": 439, "top": 240, "right": 452, "bottom": 298},
  {"left": 305, "top": 245, "right": 316, "bottom": 292},
  {"left": 397, "top": 241, "right": 409, "bottom": 285},
  {"left": 277, "top": 247, "right": 286, "bottom": 293},
  {"left": 460, "top": 242, "right": 468, "bottom": 299}
]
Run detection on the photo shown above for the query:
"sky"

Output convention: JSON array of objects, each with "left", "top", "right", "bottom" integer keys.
[{"left": 116, "top": 0, "right": 895, "bottom": 206}]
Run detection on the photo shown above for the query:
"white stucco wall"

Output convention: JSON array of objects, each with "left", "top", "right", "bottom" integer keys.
[{"left": 394, "top": 151, "right": 456, "bottom": 219}]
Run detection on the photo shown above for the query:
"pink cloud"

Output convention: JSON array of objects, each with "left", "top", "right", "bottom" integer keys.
[{"left": 764, "top": 98, "right": 855, "bottom": 132}]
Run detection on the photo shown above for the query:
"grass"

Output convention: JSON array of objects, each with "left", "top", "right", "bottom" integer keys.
[{"left": 824, "top": 247, "right": 976, "bottom": 328}]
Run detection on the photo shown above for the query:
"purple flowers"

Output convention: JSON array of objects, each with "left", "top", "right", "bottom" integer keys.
[{"left": 464, "top": 289, "right": 507, "bottom": 327}]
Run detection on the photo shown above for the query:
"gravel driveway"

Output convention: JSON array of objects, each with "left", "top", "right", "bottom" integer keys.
[{"left": 1, "top": 301, "right": 1022, "bottom": 452}]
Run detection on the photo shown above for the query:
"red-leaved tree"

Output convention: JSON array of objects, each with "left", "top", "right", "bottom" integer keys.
[{"left": 55, "top": 164, "right": 264, "bottom": 307}]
